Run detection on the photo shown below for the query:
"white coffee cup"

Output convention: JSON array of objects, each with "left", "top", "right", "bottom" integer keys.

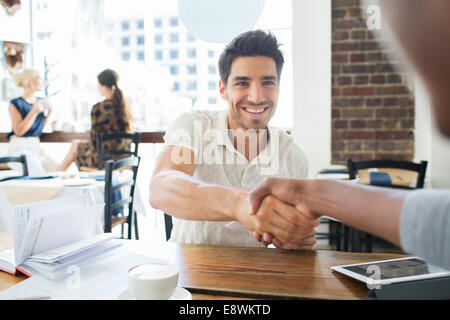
[{"left": 128, "top": 263, "right": 179, "bottom": 300}]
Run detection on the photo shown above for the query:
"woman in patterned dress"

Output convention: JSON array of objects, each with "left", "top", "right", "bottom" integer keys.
[{"left": 58, "top": 69, "right": 133, "bottom": 170}]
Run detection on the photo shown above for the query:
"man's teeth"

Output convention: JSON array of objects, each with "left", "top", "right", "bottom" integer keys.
[{"left": 244, "top": 108, "right": 265, "bottom": 114}]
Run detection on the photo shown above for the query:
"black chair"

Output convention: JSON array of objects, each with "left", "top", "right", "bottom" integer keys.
[
  {"left": 345, "top": 158, "right": 428, "bottom": 252},
  {"left": 96, "top": 132, "right": 141, "bottom": 170},
  {"left": 0, "top": 155, "right": 29, "bottom": 182},
  {"left": 164, "top": 213, "right": 173, "bottom": 241},
  {"left": 315, "top": 168, "right": 349, "bottom": 251},
  {"left": 104, "top": 156, "right": 140, "bottom": 240}
]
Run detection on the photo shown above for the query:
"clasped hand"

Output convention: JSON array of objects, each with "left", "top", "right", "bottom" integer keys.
[{"left": 236, "top": 188, "right": 319, "bottom": 250}]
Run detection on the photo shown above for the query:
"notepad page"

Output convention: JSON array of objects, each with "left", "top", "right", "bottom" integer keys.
[{"left": 12, "top": 194, "right": 90, "bottom": 265}]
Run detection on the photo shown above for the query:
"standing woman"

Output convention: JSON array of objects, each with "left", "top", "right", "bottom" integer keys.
[
  {"left": 59, "top": 69, "right": 133, "bottom": 170},
  {"left": 8, "top": 68, "right": 58, "bottom": 175}
]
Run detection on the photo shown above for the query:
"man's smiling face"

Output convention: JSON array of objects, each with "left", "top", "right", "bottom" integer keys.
[{"left": 220, "top": 56, "right": 280, "bottom": 131}]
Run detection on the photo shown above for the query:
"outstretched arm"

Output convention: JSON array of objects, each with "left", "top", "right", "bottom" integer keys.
[{"left": 250, "top": 178, "right": 408, "bottom": 246}]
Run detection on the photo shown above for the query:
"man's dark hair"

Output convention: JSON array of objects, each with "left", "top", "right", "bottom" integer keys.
[{"left": 218, "top": 30, "right": 284, "bottom": 84}]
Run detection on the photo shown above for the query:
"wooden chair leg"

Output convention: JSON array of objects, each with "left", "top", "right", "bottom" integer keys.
[{"left": 133, "top": 210, "right": 139, "bottom": 240}]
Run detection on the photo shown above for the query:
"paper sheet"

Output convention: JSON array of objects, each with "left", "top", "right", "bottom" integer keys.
[{"left": 0, "top": 247, "right": 169, "bottom": 300}]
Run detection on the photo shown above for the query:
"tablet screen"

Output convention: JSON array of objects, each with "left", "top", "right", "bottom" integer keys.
[{"left": 342, "top": 258, "right": 445, "bottom": 280}]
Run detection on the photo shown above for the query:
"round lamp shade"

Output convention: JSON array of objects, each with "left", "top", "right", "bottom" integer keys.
[{"left": 178, "top": 0, "right": 265, "bottom": 43}]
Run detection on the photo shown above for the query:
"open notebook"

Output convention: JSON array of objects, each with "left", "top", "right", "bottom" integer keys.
[{"left": 0, "top": 194, "right": 121, "bottom": 279}]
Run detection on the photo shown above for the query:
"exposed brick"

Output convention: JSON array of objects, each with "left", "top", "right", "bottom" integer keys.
[
  {"left": 333, "top": 98, "right": 350, "bottom": 107},
  {"left": 348, "top": 141, "right": 362, "bottom": 151},
  {"left": 374, "top": 130, "right": 411, "bottom": 140},
  {"left": 332, "top": 109, "right": 341, "bottom": 118},
  {"left": 401, "top": 119, "right": 414, "bottom": 129},
  {"left": 337, "top": 76, "right": 352, "bottom": 85},
  {"left": 366, "top": 52, "right": 383, "bottom": 61},
  {"left": 332, "top": 141, "right": 346, "bottom": 151},
  {"left": 350, "top": 53, "right": 365, "bottom": 62},
  {"left": 351, "top": 30, "right": 366, "bottom": 40},
  {"left": 371, "top": 75, "right": 386, "bottom": 84},
  {"left": 350, "top": 98, "right": 364, "bottom": 107},
  {"left": 366, "top": 98, "right": 382, "bottom": 107},
  {"left": 333, "top": 31, "right": 350, "bottom": 41},
  {"left": 333, "top": 54, "right": 349, "bottom": 63},
  {"left": 376, "top": 86, "right": 410, "bottom": 95},
  {"left": 333, "top": 20, "right": 355, "bottom": 30},
  {"left": 375, "top": 108, "right": 407, "bottom": 118},
  {"left": 333, "top": 0, "right": 360, "bottom": 8},
  {"left": 383, "top": 97, "right": 399, "bottom": 107},
  {"left": 387, "top": 74, "right": 402, "bottom": 83},
  {"left": 342, "top": 87, "right": 375, "bottom": 96},
  {"left": 350, "top": 120, "right": 366, "bottom": 128},
  {"left": 332, "top": 9, "right": 347, "bottom": 19},
  {"left": 342, "top": 108, "right": 374, "bottom": 118},
  {"left": 334, "top": 120, "right": 349, "bottom": 129},
  {"left": 366, "top": 119, "right": 382, "bottom": 128},
  {"left": 354, "top": 75, "right": 369, "bottom": 85},
  {"left": 342, "top": 130, "right": 374, "bottom": 139}
]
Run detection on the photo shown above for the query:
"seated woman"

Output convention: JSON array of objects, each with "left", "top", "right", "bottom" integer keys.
[
  {"left": 59, "top": 69, "right": 133, "bottom": 170},
  {"left": 8, "top": 68, "right": 58, "bottom": 175}
]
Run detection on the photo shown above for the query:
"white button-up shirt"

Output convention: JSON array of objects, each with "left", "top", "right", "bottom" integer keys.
[{"left": 163, "top": 109, "right": 309, "bottom": 247}]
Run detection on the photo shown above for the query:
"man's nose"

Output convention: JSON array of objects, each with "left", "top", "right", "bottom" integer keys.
[{"left": 247, "top": 84, "right": 265, "bottom": 104}]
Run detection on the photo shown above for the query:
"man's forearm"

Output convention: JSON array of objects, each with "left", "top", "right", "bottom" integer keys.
[
  {"left": 304, "top": 180, "right": 408, "bottom": 246},
  {"left": 149, "top": 170, "right": 245, "bottom": 221}
]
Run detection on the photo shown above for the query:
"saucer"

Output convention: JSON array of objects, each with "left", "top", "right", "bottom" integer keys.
[{"left": 116, "top": 287, "right": 192, "bottom": 300}]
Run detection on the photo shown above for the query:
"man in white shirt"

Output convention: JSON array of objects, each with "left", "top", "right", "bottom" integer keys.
[{"left": 150, "top": 30, "right": 318, "bottom": 248}]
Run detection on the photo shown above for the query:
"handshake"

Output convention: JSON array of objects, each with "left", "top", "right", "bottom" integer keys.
[{"left": 234, "top": 178, "right": 320, "bottom": 250}]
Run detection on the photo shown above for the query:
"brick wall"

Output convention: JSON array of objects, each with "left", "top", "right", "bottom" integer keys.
[{"left": 331, "top": 0, "right": 415, "bottom": 163}]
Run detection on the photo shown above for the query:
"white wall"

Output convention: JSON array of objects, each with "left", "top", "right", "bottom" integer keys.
[
  {"left": 292, "top": 0, "right": 332, "bottom": 177},
  {"left": 415, "top": 79, "right": 450, "bottom": 188}
]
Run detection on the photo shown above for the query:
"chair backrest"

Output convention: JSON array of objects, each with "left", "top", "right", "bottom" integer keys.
[
  {"left": 104, "top": 156, "right": 140, "bottom": 236},
  {"left": 164, "top": 213, "right": 173, "bottom": 241},
  {"left": 347, "top": 158, "right": 428, "bottom": 189},
  {"left": 0, "top": 155, "right": 29, "bottom": 181},
  {"left": 96, "top": 132, "right": 141, "bottom": 169}
]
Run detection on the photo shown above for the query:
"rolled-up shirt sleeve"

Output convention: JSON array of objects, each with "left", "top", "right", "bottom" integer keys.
[{"left": 400, "top": 189, "right": 450, "bottom": 270}]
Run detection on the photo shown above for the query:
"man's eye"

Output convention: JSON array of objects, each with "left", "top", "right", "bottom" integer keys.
[
  {"left": 263, "top": 81, "right": 275, "bottom": 86},
  {"left": 235, "top": 82, "right": 248, "bottom": 86}
]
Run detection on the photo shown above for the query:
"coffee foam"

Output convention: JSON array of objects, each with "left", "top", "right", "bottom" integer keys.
[{"left": 129, "top": 264, "right": 178, "bottom": 280}]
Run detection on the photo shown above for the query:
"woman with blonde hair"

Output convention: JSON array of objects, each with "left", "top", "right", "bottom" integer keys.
[
  {"left": 58, "top": 69, "right": 133, "bottom": 170},
  {"left": 8, "top": 68, "right": 58, "bottom": 175}
]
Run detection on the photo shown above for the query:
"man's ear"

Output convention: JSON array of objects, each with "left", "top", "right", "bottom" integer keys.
[{"left": 219, "top": 79, "right": 227, "bottom": 100}]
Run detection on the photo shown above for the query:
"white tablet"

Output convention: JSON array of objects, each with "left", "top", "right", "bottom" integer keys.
[{"left": 331, "top": 257, "right": 450, "bottom": 286}]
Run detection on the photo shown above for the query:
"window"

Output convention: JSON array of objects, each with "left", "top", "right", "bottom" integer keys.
[
  {"left": 121, "top": 21, "right": 129, "bottom": 31},
  {"left": 121, "top": 37, "right": 130, "bottom": 46},
  {"left": 137, "top": 51, "right": 145, "bottom": 61},
  {"left": 154, "top": 18, "right": 162, "bottom": 28},
  {"left": 137, "top": 19, "right": 144, "bottom": 29},
  {"left": 187, "top": 48, "right": 196, "bottom": 58},
  {"left": 37, "top": 32, "right": 52, "bottom": 40},
  {"left": 187, "top": 33, "right": 196, "bottom": 42},
  {"left": 208, "top": 97, "right": 217, "bottom": 104},
  {"left": 170, "top": 33, "right": 179, "bottom": 43},
  {"left": 170, "top": 17, "right": 178, "bottom": 26},
  {"left": 170, "top": 65, "right": 179, "bottom": 75},
  {"left": 187, "top": 81, "right": 197, "bottom": 91},
  {"left": 154, "top": 34, "right": 163, "bottom": 44},
  {"left": 137, "top": 35, "right": 145, "bottom": 46},
  {"left": 170, "top": 49, "right": 179, "bottom": 59},
  {"left": 155, "top": 50, "right": 163, "bottom": 60},
  {"left": 187, "top": 65, "right": 197, "bottom": 75},
  {"left": 173, "top": 82, "right": 180, "bottom": 91},
  {"left": 208, "top": 81, "right": 216, "bottom": 90},
  {"left": 208, "top": 50, "right": 215, "bottom": 58},
  {"left": 121, "top": 52, "right": 130, "bottom": 61},
  {"left": 208, "top": 65, "right": 217, "bottom": 74}
]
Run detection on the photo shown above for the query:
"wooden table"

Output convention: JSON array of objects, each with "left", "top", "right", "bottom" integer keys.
[{"left": 0, "top": 232, "right": 407, "bottom": 300}]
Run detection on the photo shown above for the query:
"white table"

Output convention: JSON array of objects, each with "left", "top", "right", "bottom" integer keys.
[{"left": 0, "top": 171, "right": 146, "bottom": 232}]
